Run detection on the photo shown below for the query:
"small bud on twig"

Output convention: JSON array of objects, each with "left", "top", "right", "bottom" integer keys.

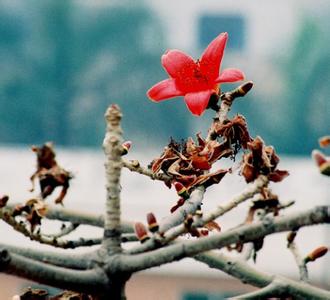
[
  {"left": 312, "top": 150, "right": 330, "bottom": 176},
  {"left": 199, "top": 228, "right": 209, "bottom": 236},
  {"left": 174, "top": 182, "right": 190, "bottom": 199},
  {"left": 304, "top": 246, "right": 328, "bottom": 263},
  {"left": 184, "top": 214, "right": 194, "bottom": 229},
  {"left": 319, "top": 136, "right": 330, "bottom": 148},
  {"left": 134, "top": 222, "right": 150, "bottom": 243},
  {"left": 287, "top": 231, "right": 297, "bottom": 245},
  {"left": 0, "top": 195, "right": 9, "bottom": 208},
  {"left": 121, "top": 141, "right": 132, "bottom": 156},
  {"left": 234, "top": 81, "right": 254, "bottom": 97},
  {"left": 170, "top": 198, "right": 186, "bottom": 213},
  {"left": 147, "top": 212, "right": 159, "bottom": 233}
]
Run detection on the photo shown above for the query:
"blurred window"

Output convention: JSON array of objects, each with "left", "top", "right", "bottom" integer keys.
[{"left": 198, "top": 15, "right": 245, "bottom": 51}]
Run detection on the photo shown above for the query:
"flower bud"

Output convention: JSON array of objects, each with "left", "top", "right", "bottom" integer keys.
[
  {"left": 305, "top": 246, "right": 328, "bottom": 263},
  {"left": 174, "top": 182, "right": 190, "bottom": 199},
  {"left": 0, "top": 195, "right": 9, "bottom": 208},
  {"left": 184, "top": 214, "right": 194, "bottom": 229},
  {"left": 312, "top": 150, "right": 330, "bottom": 176},
  {"left": 134, "top": 222, "right": 149, "bottom": 243},
  {"left": 121, "top": 141, "right": 132, "bottom": 155},
  {"left": 146, "top": 212, "right": 159, "bottom": 233},
  {"left": 286, "top": 231, "right": 297, "bottom": 244},
  {"left": 199, "top": 228, "right": 209, "bottom": 236},
  {"left": 319, "top": 136, "right": 330, "bottom": 148},
  {"left": 170, "top": 198, "right": 185, "bottom": 213}
]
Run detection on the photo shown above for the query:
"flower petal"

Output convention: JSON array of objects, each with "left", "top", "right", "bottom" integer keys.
[
  {"left": 147, "top": 79, "right": 183, "bottom": 101},
  {"left": 184, "top": 90, "right": 213, "bottom": 116},
  {"left": 215, "top": 68, "right": 245, "bottom": 83},
  {"left": 200, "top": 32, "right": 228, "bottom": 79},
  {"left": 161, "top": 50, "right": 195, "bottom": 78}
]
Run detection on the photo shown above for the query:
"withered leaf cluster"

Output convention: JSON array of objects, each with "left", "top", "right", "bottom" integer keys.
[
  {"left": 228, "top": 189, "right": 289, "bottom": 261},
  {"left": 18, "top": 288, "right": 93, "bottom": 300},
  {"left": 30, "top": 142, "right": 73, "bottom": 205},
  {"left": 241, "top": 136, "right": 289, "bottom": 183},
  {"left": 212, "top": 114, "right": 252, "bottom": 155},
  {"left": 13, "top": 198, "right": 47, "bottom": 231},
  {"left": 151, "top": 134, "right": 228, "bottom": 191},
  {"left": 150, "top": 114, "right": 254, "bottom": 193}
]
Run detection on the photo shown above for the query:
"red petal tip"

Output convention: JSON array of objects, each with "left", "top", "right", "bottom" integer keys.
[
  {"left": 146, "top": 212, "right": 157, "bottom": 225},
  {"left": 174, "top": 182, "right": 185, "bottom": 192},
  {"left": 312, "top": 150, "right": 327, "bottom": 166},
  {"left": 122, "top": 141, "right": 132, "bottom": 150}
]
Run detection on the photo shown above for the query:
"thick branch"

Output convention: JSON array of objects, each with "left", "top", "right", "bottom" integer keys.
[
  {"left": 233, "top": 281, "right": 284, "bottom": 299},
  {"left": 0, "top": 242, "right": 92, "bottom": 269},
  {"left": 197, "top": 252, "right": 330, "bottom": 299},
  {"left": 44, "top": 206, "right": 105, "bottom": 227},
  {"left": 102, "top": 105, "right": 124, "bottom": 254},
  {"left": 195, "top": 251, "right": 272, "bottom": 287},
  {"left": 0, "top": 250, "right": 108, "bottom": 293},
  {"left": 120, "top": 205, "right": 330, "bottom": 272}
]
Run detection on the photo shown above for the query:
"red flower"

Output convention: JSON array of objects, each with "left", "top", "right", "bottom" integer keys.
[{"left": 147, "top": 32, "right": 245, "bottom": 116}]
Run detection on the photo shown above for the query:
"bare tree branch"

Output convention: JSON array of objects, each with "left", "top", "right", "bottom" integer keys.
[
  {"left": 195, "top": 251, "right": 272, "bottom": 287},
  {"left": 102, "top": 105, "right": 124, "bottom": 254},
  {"left": 123, "top": 159, "right": 171, "bottom": 182},
  {"left": 166, "top": 176, "right": 268, "bottom": 244},
  {"left": 127, "top": 176, "right": 267, "bottom": 255},
  {"left": 195, "top": 252, "right": 330, "bottom": 300},
  {"left": 6, "top": 203, "right": 134, "bottom": 233},
  {"left": 287, "top": 232, "right": 309, "bottom": 282},
  {"left": 0, "top": 249, "right": 109, "bottom": 293},
  {"left": 43, "top": 206, "right": 105, "bottom": 227},
  {"left": 0, "top": 242, "right": 92, "bottom": 269},
  {"left": 120, "top": 205, "right": 330, "bottom": 272},
  {"left": 232, "top": 281, "right": 284, "bottom": 299},
  {"left": 43, "top": 222, "right": 79, "bottom": 238},
  {"left": 0, "top": 209, "right": 103, "bottom": 248},
  {"left": 127, "top": 186, "right": 205, "bottom": 254}
]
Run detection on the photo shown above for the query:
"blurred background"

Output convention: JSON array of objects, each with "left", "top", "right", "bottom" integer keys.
[{"left": 0, "top": 0, "right": 330, "bottom": 299}]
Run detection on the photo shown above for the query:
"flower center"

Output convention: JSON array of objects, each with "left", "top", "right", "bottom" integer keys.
[{"left": 175, "top": 60, "right": 215, "bottom": 93}]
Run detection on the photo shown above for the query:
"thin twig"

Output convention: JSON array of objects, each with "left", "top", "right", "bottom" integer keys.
[
  {"left": 43, "top": 222, "right": 79, "bottom": 239},
  {"left": 207, "top": 81, "right": 253, "bottom": 141},
  {"left": 0, "top": 209, "right": 102, "bottom": 248},
  {"left": 6, "top": 203, "right": 135, "bottom": 233},
  {"left": 123, "top": 159, "right": 171, "bottom": 182},
  {"left": 287, "top": 231, "right": 309, "bottom": 282}
]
